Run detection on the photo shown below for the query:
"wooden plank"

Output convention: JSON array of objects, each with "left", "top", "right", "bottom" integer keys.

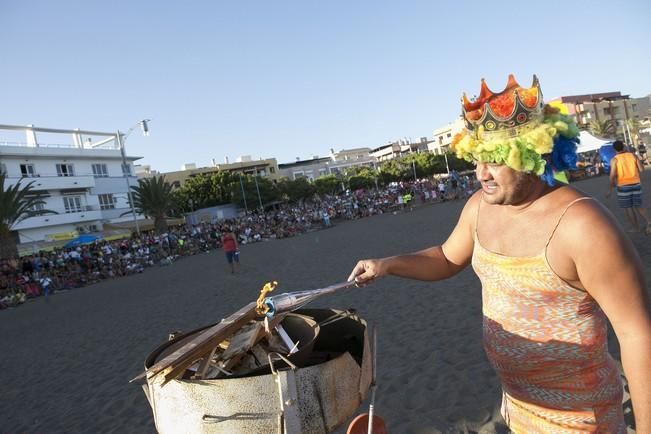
[
  {"left": 139, "top": 302, "right": 257, "bottom": 383},
  {"left": 221, "top": 322, "right": 264, "bottom": 360},
  {"left": 266, "top": 332, "right": 289, "bottom": 354},
  {"left": 193, "top": 346, "right": 218, "bottom": 380},
  {"left": 250, "top": 344, "right": 269, "bottom": 366},
  {"left": 263, "top": 313, "right": 287, "bottom": 335}
]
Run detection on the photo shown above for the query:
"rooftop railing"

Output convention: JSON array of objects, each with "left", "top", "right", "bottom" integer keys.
[{"left": 0, "top": 141, "right": 119, "bottom": 150}]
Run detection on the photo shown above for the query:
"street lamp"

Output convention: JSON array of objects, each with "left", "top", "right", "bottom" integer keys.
[
  {"left": 116, "top": 119, "right": 151, "bottom": 236},
  {"left": 239, "top": 173, "right": 249, "bottom": 213},
  {"left": 443, "top": 152, "right": 450, "bottom": 174},
  {"left": 253, "top": 175, "right": 263, "bottom": 210}
]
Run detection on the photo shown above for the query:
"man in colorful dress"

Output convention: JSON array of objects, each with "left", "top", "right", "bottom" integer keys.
[{"left": 349, "top": 75, "right": 651, "bottom": 433}]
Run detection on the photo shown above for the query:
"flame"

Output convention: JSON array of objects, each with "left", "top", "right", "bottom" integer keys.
[{"left": 256, "top": 281, "right": 278, "bottom": 315}]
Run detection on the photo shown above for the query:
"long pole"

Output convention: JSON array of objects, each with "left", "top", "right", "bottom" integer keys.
[
  {"left": 239, "top": 173, "right": 248, "bottom": 213},
  {"left": 443, "top": 152, "right": 450, "bottom": 174},
  {"left": 412, "top": 160, "right": 417, "bottom": 181},
  {"left": 116, "top": 131, "right": 140, "bottom": 235},
  {"left": 253, "top": 175, "right": 263, "bottom": 210}
]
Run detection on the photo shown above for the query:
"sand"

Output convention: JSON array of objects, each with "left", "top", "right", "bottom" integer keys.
[{"left": 0, "top": 171, "right": 649, "bottom": 434}]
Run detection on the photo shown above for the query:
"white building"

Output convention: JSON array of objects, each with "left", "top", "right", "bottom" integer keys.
[
  {"left": 278, "top": 148, "right": 375, "bottom": 181},
  {"left": 370, "top": 138, "right": 432, "bottom": 162},
  {"left": 430, "top": 117, "right": 465, "bottom": 154},
  {"left": 0, "top": 124, "right": 143, "bottom": 243}
]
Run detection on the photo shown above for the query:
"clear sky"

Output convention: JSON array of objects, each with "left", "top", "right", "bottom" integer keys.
[{"left": 2, "top": 0, "right": 650, "bottom": 172}]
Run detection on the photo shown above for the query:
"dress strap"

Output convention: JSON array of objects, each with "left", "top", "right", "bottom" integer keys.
[
  {"left": 545, "top": 197, "right": 592, "bottom": 249},
  {"left": 475, "top": 193, "right": 483, "bottom": 235}
]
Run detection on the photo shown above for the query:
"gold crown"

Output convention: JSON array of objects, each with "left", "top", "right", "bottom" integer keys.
[{"left": 461, "top": 74, "right": 544, "bottom": 139}]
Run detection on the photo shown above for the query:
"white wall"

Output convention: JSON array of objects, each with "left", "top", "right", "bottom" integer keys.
[{"left": 2, "top": 151, "right": 141, "bottom": 242}]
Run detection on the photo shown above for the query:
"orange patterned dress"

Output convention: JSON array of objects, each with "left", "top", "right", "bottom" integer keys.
[{"left": 472, "top": 197, "right": 625, "bottom": 433}]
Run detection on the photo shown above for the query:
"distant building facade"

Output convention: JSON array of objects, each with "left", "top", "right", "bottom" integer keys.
[
  {"left": 278, "top": 157, "right": 332, "bottom": 181},
  {"left": 0, "top": 124, "right": 143, "bottom": 243},
  {"left": 430, "top": 117, "right": 465, "bottom": 155},
  {"left": 370, "top": 138, "right": 432, "bottom": 162},
  {"left": 160, "top": 157, "right": 281, "bottom": 188},
  {"left": 278, "top": 148, "right": 375, "bottom": 181},
  {"left": 134, "top": 164, "right": 158, "bottom": 179},
  {"left": 549, "top": 92, "right": 650, "bottom": 142}
]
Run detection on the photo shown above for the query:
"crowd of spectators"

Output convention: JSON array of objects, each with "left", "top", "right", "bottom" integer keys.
[{"left": 1, "top": 176, "right": 478, "bottom": 310}]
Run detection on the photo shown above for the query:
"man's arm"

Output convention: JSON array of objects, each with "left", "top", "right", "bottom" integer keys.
[
  {"left": 606, "top": 158, "right": 618, "bottom": 197},
  {"left": 348, "top": 192, "right": 479, "bottom": 284},
  {"left": 637, "top": 154, "right": 645, "bottom": 173},
  {"left": 565, "top": 202, "right": 651, "bottom": 432}
]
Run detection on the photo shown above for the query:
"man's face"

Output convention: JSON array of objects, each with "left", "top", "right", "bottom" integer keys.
[{"left": 475, "top": 162, "right": 536, "bottom": 205}]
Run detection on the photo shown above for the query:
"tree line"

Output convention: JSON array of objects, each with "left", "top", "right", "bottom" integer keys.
[{"left": 170, "top": 151, "right": 473, "bottom": 211}]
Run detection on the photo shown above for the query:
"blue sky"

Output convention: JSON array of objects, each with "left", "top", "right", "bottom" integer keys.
[{"left": 2, "top": 0, "right": 650, "bottom": 172}]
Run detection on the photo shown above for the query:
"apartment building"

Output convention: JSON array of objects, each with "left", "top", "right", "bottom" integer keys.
[
  {"left": 0, "top": 124, "right": 142, "bottom": 243},
  {"left": 161, "top": 156, "right": 281, "bottom": 188},
  {"left": 549, "top": 92, "right": 650, "bottom": 141},
  {"left": 429, "top": 117, "right": 465, "bottom": 155}
]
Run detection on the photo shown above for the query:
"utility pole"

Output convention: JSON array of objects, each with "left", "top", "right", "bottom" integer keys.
[
  {"left": 253, "top": 175, "right": 263, "bottom": 210},
  {"left": 116, "top": 131, "right": 140, "bottom": 235},
  {"left": 239, "top": 173, "right": 249, "bottom": 213}
]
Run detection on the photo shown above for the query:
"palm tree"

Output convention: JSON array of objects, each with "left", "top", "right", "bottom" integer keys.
[
  {"left": 0, "top": 172, "right": 56, "bottom": 259},
  {"left": 130, "top": 175, "right": 174, "bottom": 232},
  {"left": 589, "top": 120, "right": 616, "bottom": 139}
]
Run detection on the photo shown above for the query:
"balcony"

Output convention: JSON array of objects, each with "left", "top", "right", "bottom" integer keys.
[
  {"left": 11, "top": 207, "right": 103, "bottom": 230},
  {"left": 5, "top": 175, "right": 96, "bottom": 191}
]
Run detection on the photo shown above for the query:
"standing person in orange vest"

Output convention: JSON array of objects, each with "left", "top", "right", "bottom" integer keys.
[{"left": 606, "top": 140, "right": 651, "bottom": 235}]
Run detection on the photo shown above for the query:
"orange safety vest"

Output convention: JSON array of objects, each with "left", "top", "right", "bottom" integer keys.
[{"left": 611, "top": 152, "right": 640, "bottom": 186}]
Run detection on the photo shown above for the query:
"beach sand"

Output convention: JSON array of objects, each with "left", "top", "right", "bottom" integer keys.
[{"left": 0, "top": 171, "right": 648, "bottom": 434}]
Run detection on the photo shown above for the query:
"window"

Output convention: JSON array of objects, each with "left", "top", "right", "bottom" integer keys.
[
  {"left": 447, "top": 133, "right": 452, "bottom": 138},
  {"left": 56, "top": 164, "right": 74, "bottom": 177},
  {"left": 27, "top": 202, "right": 45, "bottom": 212},
  {"left": 63, "top": 196, "right": 83, "bottom": 213},
  {"left": 0, "top": 163, "right": 6, "bottom": 175},
  {"left": 98, "top": 194, "right": 116, "bottom": 210},
  {"left": 122, "top": 163, "right": 132, "bottom": 176},
  {"left": 24, "top": 193, "right": 45, "bottom": 212},
  {"left": 269, "top": 167, "right": 276, "bottom": 173},
  {"left": 20, "top": 164, "right": 36, "bottom": 177},
  {"left": 92, "top": 164, "right": 108, "bottom": 177}
]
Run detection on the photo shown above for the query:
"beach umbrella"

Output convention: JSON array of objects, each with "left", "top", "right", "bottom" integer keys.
[
  {"left": 599, "top": 144, "right": 616, "bottom": 174},
  {"left": 63, "top": 234, "right": 100, "bottom": 249}
]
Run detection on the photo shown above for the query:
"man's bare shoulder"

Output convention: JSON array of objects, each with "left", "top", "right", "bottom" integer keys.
[
  {"left": 459, "top": 190, "right": 483, "bottom": 226},
  {"left": 550, "top": 186, "right": 623, "bottom": 245}
]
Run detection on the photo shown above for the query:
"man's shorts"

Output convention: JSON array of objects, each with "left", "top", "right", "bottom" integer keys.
[
  {"left": 225, "top": 251, "right": 240, "bottom": 264},
  {"left": 616, "top": 184, "right": 643, "bottom": 208}
]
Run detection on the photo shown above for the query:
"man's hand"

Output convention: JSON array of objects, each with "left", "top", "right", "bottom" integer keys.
[{"left": 348, "top": 259, "right": 389, "bottom": 286}]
